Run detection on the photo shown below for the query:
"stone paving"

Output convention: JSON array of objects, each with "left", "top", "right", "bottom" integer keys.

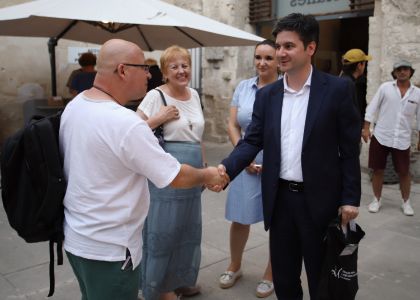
[{"left": 1, "top": 142, "right": 419, "bottom": 300}]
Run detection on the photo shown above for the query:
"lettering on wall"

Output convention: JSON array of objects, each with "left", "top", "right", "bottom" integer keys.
[
  {"left": 277, "top": 0, "right": 350, "bottom": 17},
  {"left": 290, "top": 0, "right": 342, "bottom": 7}
]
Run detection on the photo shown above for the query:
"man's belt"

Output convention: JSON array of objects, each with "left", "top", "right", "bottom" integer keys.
[{"left": 279, "top": 179, "right": 304, "bottom": 193}]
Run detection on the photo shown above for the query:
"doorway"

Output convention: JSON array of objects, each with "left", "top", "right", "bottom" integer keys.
[{"left": 314, "top": 16, "right": 370, "bottom": 75}]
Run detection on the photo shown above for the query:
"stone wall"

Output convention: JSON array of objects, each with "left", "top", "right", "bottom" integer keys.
[
  {"left": 2, "top": 0, "right": 420, "bottom": 146},
  {"left": 0, "top": 0, "right": 256, "bottom": 146},
  {"left": 368, "top": 0, "right": 420, "bottom": 143},
  {"left": 367, "top": 0, "right": 420, "bottom": 101},
  {"left": 0, "top": 1, "right": 101, "bottom": 145},
  {"left": 367, "top": 0, "right": 420, "bottom": 176},
  {"left": 169, "top": 0, "right": 256, "bottom": 142},
  {"left": 0, "top": 0, "right": 36, "bottom": 144}
]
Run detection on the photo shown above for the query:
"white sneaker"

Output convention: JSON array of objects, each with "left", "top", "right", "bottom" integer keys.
[
  {"left": 368, "top": 197, "right": 381, "bottom": 213},
  {"left": 401, "top": 199, "right": 414, "bottom": 216}
]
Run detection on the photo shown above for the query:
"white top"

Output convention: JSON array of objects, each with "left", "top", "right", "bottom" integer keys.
[
  {"left": 365, "top": 80, "right": 420, "bottom": 150},
  {"left": 138, "top": 88, "right": 205, "bottom": 142},
  {"left": 280, "top": 67, "right": 312, "bottom": 182},
  {"left": 59, "top": 94, "right": 181, "bottom": 268}
]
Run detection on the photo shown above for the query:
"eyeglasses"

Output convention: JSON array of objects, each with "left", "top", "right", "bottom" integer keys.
[{"left": 117, "top": 63, "right": 150, "bottom": 72}]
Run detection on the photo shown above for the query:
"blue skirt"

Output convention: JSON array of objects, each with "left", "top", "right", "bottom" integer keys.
[
  {"left": 140, "top": 142, "right": 202, "bottom": 300},
  {"left": 225, "top": 151, "right": 263, "bottom": 224}
]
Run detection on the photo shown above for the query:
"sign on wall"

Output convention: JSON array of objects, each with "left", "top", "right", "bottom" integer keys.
[
  {"left": 276, "top": 0, "right": 350, "bottom": 18},
  {"left": 67, "top": 47, "right": 100, "bottom": 64}
]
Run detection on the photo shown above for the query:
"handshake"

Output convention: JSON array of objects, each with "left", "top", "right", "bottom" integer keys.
[
  {"left": 171, "top": 163, "right": 230, "bottom": 192},
  {"left": 202, "top": 164, "right": 230, "bottom": 192}
]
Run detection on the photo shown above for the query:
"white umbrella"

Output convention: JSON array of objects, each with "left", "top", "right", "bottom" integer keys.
[{"left": 0, "top": 0, "right": 263, "bottom": 95}]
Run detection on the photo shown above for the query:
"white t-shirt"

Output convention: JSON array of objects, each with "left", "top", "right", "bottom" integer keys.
[
  {"left": 59, "top": 93, "right": 180, "bottom": 268},
  {"left": 138, "top": 88, "right": 204, "bottom": 142},
  {"left": 365, "top": 81, "right": 420, "bottom": 150}
]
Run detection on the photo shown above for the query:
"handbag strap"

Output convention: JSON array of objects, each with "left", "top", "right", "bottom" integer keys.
[
  {"left": 154, "top": 89, "right": 166, "bottom": 140},
  {"left": 156, "top": 88, "right": 204, "bottom": 111},
  {"left": 155, "top": 88, "right": 167, "bottom": 106}
]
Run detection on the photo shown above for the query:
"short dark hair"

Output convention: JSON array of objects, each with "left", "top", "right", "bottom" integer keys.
[
  {"left": 272, "top": 13, "right": 319, "bottom": 49},
  {"left": 78, "top": 52, "right": 96, "bottom": 67},
  {"left": 255, "top": 39, "right": 276, "bottom": 51}
]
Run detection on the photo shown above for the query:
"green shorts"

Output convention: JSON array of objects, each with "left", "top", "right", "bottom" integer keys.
[{"left": 66, "top": 251, "right": 140, "bottom": 300}]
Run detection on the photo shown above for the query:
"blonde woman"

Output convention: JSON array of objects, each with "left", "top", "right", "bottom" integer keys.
[{"left": 137, "top": 45, "right": 204, "bottom": 300}]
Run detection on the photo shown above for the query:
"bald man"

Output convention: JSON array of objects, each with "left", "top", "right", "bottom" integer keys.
[{"left": 59, "top": 39, "right": 227, "bottom": 300}]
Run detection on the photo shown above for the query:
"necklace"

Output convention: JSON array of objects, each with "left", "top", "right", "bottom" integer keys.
[{"left": 93, "top": 85, "right": 122, "bottom": 105}]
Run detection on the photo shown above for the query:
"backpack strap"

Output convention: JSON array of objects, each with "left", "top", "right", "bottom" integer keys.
[
  {"left": 34, "top": 114, "right": 65, "bottom": 225},
  {"left": 47, "top": 239, "right": 64, "bottom": 297},
  {"left": 48, "top": 240, "right": 56, "bottom": 297},
  {"left": 35, "top": 114, "right": 64, "bottom": 298}
]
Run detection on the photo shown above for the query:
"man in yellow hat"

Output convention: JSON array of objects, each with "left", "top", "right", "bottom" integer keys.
[{"left": 340, "top": 49, "right": 372, "bottom": 128}]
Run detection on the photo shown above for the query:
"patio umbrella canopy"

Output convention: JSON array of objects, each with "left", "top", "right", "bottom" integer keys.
[{"left": 0, "top": 0, "right": 263, "bottom": 95}]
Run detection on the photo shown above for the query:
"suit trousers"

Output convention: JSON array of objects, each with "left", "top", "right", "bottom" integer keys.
[{"left": 270, "top": 184, "right": 326, "bottom": 300}]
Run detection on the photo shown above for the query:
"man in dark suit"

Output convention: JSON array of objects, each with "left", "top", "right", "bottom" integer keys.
[{"left": 217, "top": 13, "right": 361, "bottom": 300}]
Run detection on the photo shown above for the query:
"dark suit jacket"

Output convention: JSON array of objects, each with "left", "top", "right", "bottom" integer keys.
[{"left": 222, "top": 68, "right": 361, "bottom": 230}]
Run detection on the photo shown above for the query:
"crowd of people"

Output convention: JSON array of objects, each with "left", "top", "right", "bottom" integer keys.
[{"left": 59, "top": 12, "right": 419, "bottom": 300}]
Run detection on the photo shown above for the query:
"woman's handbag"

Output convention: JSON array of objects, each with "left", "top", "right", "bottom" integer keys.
[
  {"left": 153, "top": 89, "right": 167, "bottom": 147},
  {"left": 318, "top": 216, "right": 366, "bottom": 300}
]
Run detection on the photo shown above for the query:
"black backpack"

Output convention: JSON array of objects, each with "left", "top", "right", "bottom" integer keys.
[{"left": 1, "top": 112, "right": 66, "bottom": 297}]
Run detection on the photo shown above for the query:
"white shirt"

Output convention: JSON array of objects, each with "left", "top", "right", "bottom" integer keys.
[
  {"left": 365, "top": 81, "right": 420, "bottom": 150},
  {"left": 280, "top": 67, "right": 312, "bottom": 182},
  {"left": 138, "top": 88, "right": 204, "bottom": 142},
  {"left": 59, "top": 94, "right": 180, "bottom": 268}
]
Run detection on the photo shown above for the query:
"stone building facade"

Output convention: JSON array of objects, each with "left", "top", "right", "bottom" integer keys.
[
  {"left": 165, "top": 0, "right": 256, "bottom": 142},
  {"left": 0, "top": 0, "right": 256, "bottom": 145},
  {"left": 367, "top": 0, "right": 420, "bottom": 101},
  {"left": 0, "top": 0, "right": 419, "bottom": 146}
]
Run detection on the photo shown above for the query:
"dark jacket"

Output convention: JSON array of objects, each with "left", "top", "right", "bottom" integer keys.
[
  {"left": 340, "top": 73, "right": 367, "bottom": 127},
  {"left": 222, "top": 68, "right": 361, "bottom": 230}
]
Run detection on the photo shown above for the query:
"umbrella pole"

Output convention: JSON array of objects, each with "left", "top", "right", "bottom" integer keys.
[
  {"left": 48, "top": 38, "right": 58, "bottom": 97},
  {"left": 47, "top": 21, "right": 78, "bottom": 97}
]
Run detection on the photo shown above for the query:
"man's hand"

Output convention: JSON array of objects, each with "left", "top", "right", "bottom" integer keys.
[
  {"left": 205, "top": 164, "right": 230, "bottom": 192},
  {"left": 340, "top": 205, "right": 359, "bottom": 226},
  {"left": 361, "top": 122, "right": 371, "bottom": 143},
  {"left": 361, "top": 128, "right": 371, "bottom": 143},
  {"left": 203, "top": 165, "right": 230, "bottom": 192}
]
